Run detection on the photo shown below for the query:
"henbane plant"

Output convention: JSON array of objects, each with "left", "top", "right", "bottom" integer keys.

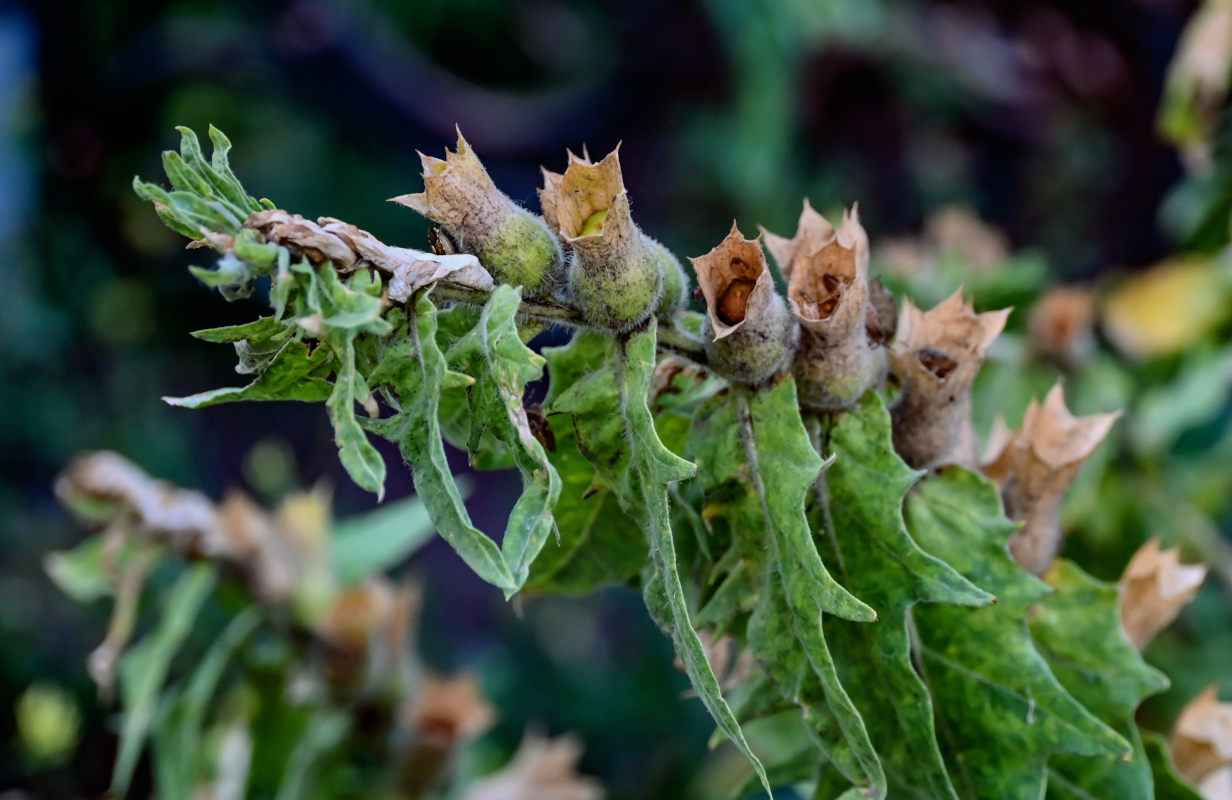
[{"left": 123, "top": 124, "right": 1213, "bottom": 799}]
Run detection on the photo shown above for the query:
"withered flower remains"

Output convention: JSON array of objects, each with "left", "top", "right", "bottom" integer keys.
[
  {"left": 1119, "top": 537, "right": 1207, "bottom": 651},
  {"left": 392, "top": 128, "right": 562, "bottom": 294},
  {"left": 983, "top": 384, "right": 1120, "bottom": 576},
  {"left": 765, "top": 202, "right": 887, "bottom": 409},
  {"left": 889, "top": 290, "right": 1010, "bottom": 469},
  {"left": 690, "top": 222, "right": 797, "bottom": 383}
]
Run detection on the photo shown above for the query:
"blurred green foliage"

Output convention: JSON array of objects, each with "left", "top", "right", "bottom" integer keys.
[{"left": 6, "top": 0, "right": 1232, "bottom": 798}]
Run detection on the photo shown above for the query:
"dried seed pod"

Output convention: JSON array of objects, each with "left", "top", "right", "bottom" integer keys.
[
  {"left": 889, "top": 290, "right": 1010, "bottom": 469},
  {"left": 983, "top": 383, "right": 1120, "bottom": 575},
  {"left": 392, "top": 128, "right": 562, "bottom": 294},
  {"left": 401, "top": 672, "right": 497, "bottom": 794},
  {"left": 1028, "top": 286, "right": 1096, "bottom": 369},
  {"left": 1171, "top": 687, "right": 1232, "bottom": 785},
  {"left": 764, "top": 202, "right": 888, "bottom": 408},
  {"left": 460, "top": 731, "right": 604, "bottom": 800},
  {"left": 689, "top": 222, "right": 797, "bottom": 383},
  {"left": 1119, "top": 537, "right": 1207, "bottom": 651},
  {"left": 540, "top": 148, "right": 663, "bottom": 332}
]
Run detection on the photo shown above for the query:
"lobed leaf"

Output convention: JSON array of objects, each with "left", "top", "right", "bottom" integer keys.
[
  {"left": 812, "top": 396, "right": 991, "bottom": 800},
  {"left": 367, "top": 290, "right": 517, "bottom": 592},
  {"left": 1031, "top": 559, "right": 1169, "bottom": 800},
  {"left": 443, "top": 285, "right": 562, "bottom": 585},
  {"left": 906, "top": 467, "right": 1128, "bottom": 800}
]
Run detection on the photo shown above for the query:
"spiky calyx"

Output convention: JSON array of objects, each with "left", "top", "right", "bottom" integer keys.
[
  {"left": 540, "top": 148, "right": 664, "bottom": 333},
  {"left": 773, "top": 203, "right": 887, "bottom": 409},
  {"left": 983, "top": 384, "right": 1120, "bottom": 575},
  {"left": 689, "top": 222, "right": 797, "bottom": 383},
  {"left": 889, "top": 290, "right": 1009, "bottom": 469},
  {"left": 392, "top": 129, "right": 562, "bottom": 295}
]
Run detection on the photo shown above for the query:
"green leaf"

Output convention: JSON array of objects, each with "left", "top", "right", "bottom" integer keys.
[
  {"left": 906, "top": 467, "right": 1129, "bottom": 800},
  {"left": 1030, "top": 560, "right": 1168, "bottom": 800},
  {"left": 368, "top": 290, "right": 517, "bottom": 592},
  {"left": 152, "top": 609, "right": 261, "bottom": 800},
  {"left": 191, "top": 317, "right": 287, "bottom": 344},
  {"left": 325, "top": 333, "right": 386, "bottom": 498},
  {"left": 812, "top": 395, "right": 992, "bottom": 800},
  {"left": 551, "top": 322, "right": 768, "bottom": 794},
  {"left": 444, "top": 286, "right": 561, "bottom": 585},
  {"left": 330, "top": 495, "right": 438, "bottom": 585},
  {"left": 164, "top": 339, "right": 334, "bottom": 408},
  {"left": 1143, "top": 732, "right": 1204, "bottom": 800},
  {"left": 273, "top": 710, "right": 350, "bottom": 800},
  {"left": 44, "top": 534, "right": 128, "bottom": 603},
  {"left": 688, "top": 377, "right": 879, "bottom": 797},
  {"left": 206, "top": 125, "right": 261, "bottom": 215},
  {"left": 113, "top": 564, "right": 217, "bottom": 795}
]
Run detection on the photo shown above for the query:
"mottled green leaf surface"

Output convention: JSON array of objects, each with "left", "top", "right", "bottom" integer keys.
[
  {"left": 906, "top": 468, "right": 1128, "bottom": 800},
  {"left": 691, "top": 377, "right": 881, "bottom": 797},
  {"left": 1031, "top": 560, "right": 1169, "bottom": 800},
  {"left": 813, "top": 396, "right": 991, "bottom": 800},
  {"left": 443, "top": 285, "right": 561, "bottom": 586},
  {"left": 550, "top": 322, "right": 768, "bottom": 793}
]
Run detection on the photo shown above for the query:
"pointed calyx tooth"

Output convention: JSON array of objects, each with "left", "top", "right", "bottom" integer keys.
[
  {"left": 1171, "top": 687, "right": 1232, "bottom": 785},
  {"left": 688, "top": 222, "right": 796, "bottom": 382},
  {"left": 888, "top": 290, "right": 1009, "bottom": 469},
  {"left": 762, "top": 198, "right": 835, "bottom": 284},
  {"left": 391, "top": 127, "right": 562, "bottom": 293},
  {"left": 765, "top": 203, "right": 886, "bottom": 409},
  {"left": 1119, "top": 537, "right": 1207, "bottom": 651},
  {"left": 540, "top": 146, "right": 666, "bottom": 332},
  {"left": 982, "top": 383, "right": 1120, "bottom": 576}
]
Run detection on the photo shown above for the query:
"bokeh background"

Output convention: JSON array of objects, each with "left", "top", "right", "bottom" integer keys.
[{"left": 2, "top": 0, "right": 1226, "bottom": 797}]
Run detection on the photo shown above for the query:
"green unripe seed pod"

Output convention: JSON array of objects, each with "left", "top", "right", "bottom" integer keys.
[
  {"left": 650, "top": 237, "right": 689, "bottom": 316},
  {"left": 540, "top": 149, "right": 662, "bottom": 333}
]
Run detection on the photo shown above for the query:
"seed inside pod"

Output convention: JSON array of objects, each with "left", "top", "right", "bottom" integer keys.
[
  {"left": 918, "top": 348, "right": 958, "bottom": 379},
  {"left": 579, "top": 209, "right": 608, "bottom": 237},
  {"left": 717, "top": 277, "right": 758, "bottom": 326}
]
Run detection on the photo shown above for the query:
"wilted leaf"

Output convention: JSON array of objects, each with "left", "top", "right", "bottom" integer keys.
[
  {"left": 367, "top": 290, "right": 517, "bottom": 592},
  {"left": 164, "top": 340, "right": 334, "bottom": 408},
  {"left": 444, "top": 285, "right": 561, "bottom": 586}
]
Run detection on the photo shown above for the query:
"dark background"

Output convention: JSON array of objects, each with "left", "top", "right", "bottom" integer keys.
[{"left": 0, "top": 0, "right": 1201, "bottom": 796}]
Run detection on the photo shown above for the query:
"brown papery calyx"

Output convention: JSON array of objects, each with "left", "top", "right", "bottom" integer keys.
[
  {"left": 889, "top": 290, "right": 1009, "bottom": 469},
  {"left": 1119, "top": 537, "right": 1207, "bottom": 651},
  {"left": 689, "top": 222, "right": 797, "bottom": 383},
  {"left": 983, "top": 383, "right": 1120, "bottom": 576},
  {"left": 765, "top": 203, "right": 886, "bottom": 410}
]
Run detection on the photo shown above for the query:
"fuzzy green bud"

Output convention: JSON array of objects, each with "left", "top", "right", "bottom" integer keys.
[
  {"left": 540, "top": 148, "right": 663, "bottom": 333},
  {"left": 690, "top": 222, "right": 798, "bottom": 383},
  {"left": 392, "top": 127, "right": 562, "bottom": 295}
]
